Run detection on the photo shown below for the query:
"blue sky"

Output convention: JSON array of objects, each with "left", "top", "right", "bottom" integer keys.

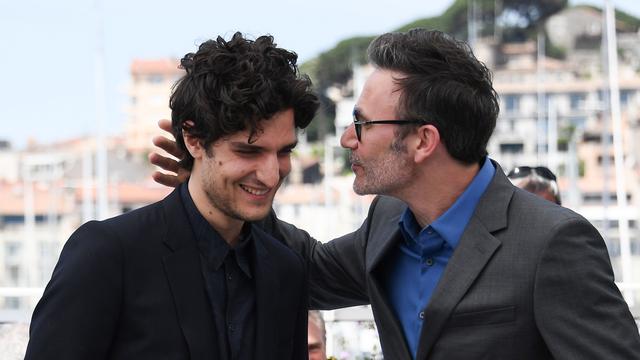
[{"left": 1, "top": 0, "right": 638, "bottom": 149}]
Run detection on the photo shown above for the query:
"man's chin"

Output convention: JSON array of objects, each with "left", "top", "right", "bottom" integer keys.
[
  {"left": 236, "top": 207, "right": 272, "bottom": 222},
  {"left": 352, "top": 181, "right": 371, "bottom": 196}
]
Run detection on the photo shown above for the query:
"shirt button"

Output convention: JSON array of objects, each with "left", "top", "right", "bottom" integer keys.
[
  {"left": 228, "top": 324, "right": 235, "bottom": 332},
  {"left": 425, "top": 258, "right": 434, "bottom": 266},
  {"left": 419, "top": 311, "right": 425, "bottom": 320},
  {"left": 227, "top": 274, "right": 233, "bottom": 280}
]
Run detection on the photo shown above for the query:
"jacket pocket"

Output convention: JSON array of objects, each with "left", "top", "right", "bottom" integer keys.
[{"left": 448, "top": 305, "right": 516, "bottom": 327}]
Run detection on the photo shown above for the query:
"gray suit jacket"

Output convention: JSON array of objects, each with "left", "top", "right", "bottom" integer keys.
[{"left": 269, "top": 164, "right": 640, "bottom": 359}]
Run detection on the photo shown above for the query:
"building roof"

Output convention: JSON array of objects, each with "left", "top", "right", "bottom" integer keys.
[
  {"left": 0, "top": 181, "right": 74, "bottom": 215},
  {"left": 131, "top": 59, "right": 182, "bottom": 75}
]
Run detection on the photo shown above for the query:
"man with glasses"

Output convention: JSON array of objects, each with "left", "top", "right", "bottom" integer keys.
[{"left": 152, "top": 29, "right": 640, "bottom": 359}]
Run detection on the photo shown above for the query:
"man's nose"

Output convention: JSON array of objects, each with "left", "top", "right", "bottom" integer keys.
[
  {"left": 340, "top": 124, "right": 358, "bottom": 149},
  {"left": 256, "top": 154, "right": 280, "bottom": 188}
]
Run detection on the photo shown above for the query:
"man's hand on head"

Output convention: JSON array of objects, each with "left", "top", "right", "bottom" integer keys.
[{"left": 149, "top": 119, "right": 190, "bottom": 188}]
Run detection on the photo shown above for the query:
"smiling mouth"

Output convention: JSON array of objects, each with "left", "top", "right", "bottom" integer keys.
[{"left": 240, "top": 184, "right": 269, "bottom": 196}]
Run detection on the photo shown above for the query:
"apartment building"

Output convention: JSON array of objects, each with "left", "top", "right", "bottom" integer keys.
[{"left": 125, "top": 59, "right": 182, "bottom": 153}]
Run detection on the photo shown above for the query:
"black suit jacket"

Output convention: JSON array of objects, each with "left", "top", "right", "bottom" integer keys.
[
  {"left": 271, "top": 163, "right": 640, "bottom": 359},
  {"left": 25, "top": 188, "right": 308, "bottom": 360}
]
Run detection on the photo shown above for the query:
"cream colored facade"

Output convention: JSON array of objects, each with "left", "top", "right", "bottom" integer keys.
[{"left": 124, "top": 59, "right": 182, "bottom": 153}]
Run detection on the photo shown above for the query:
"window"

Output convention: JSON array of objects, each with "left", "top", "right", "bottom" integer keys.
[
  {"left": 5, "top": 242, "right": 21, "bottom": 257},
  {"left": 620, "top": 90, "right": 633, "bottom": 106},
  {"left": 582, "top": 192, "right": 632, "bottom": 203},
  {"left": 5, "top": 297, "right": 21, "bottom": 309},
  {"left": 499, "top": 143, "right": 524, "bottom": 154},
  {"left": 597, "top": 155, "right": 615, "bottom": 165},
  {"left": 504, "top": 95, "right": 520, "bottom": 113},
  {"left": 7, "top": 265, "right": 20, "bottom": 285},
  {"left": 148, "top": 74, "right": 164, "bottom": 83},
  {"left": 569, "top": 92, "right": 586, "bottom": 110}
]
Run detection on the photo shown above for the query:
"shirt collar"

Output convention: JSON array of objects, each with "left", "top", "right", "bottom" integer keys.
[
  {"left": 179, "top": 182, "right": 253, "bottom": 278},
  {"left": 399, "top": 157, "right": 495, "bottom": 249}
]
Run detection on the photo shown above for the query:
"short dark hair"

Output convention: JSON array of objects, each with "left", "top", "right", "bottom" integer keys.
[
  {"left": 170, "top": 32, "right": 319, "bottom": 170},
  {"left": 367, "top": 29, "right": 499, "bottom": 164}
]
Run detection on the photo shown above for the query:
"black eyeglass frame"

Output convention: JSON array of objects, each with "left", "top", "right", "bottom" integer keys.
[
  {"left": 352, "top": 110, "right": 426, "bottom": 142},
  {"left": 507, "top": 166, "right": 557, "bottom": 182}
]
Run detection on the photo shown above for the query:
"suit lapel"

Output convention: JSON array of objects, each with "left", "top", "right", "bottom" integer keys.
[
  {"left": 161, "top": 188, "right": 216, "bottom": 359},
  {"left": 415, "top": 217, "right": 501, "bottom": 359},
  {"left": 252, "top": 226, "right": 279, "bottom": 357},
  {"left": 416, "top": 166, "right": 514, "bottom": 359},
  {"left": 365, "top": 197, "right": 415, "bottom": 359}
]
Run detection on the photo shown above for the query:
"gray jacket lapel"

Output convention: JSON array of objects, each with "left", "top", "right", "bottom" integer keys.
[
  {"left": 365, "top": 196, "right": 414, "bottom": 359},
  {"left": 415, "top": 166, "right": 514, "bottom": 359}
]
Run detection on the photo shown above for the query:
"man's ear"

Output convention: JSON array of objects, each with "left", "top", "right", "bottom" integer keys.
[
  {"left": 413, "top": 124, "right": 440, "bottom": 163},
  {"left": 183, "top": 131, "right": 205, "bottom": 160}
]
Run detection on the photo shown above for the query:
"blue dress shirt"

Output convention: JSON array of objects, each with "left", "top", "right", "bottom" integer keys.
[{"left": 381, "top": 158, "right": 495, "bottom": 359}]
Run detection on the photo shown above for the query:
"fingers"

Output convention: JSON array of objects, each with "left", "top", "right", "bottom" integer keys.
[
  {"left": 149, "top": 152, "right": 181, "bottom": 173},
  {"left": 152, "top": 135, "right": 184, "bottom": 159},
  {"left": 152, "top": 118, "right": 190, "bottom": 188},
  {"left": 152, "top": 171, "right": 183, "bottom": 188},
  {"left": 158, "top": 119, "right": 172, "bottom": 133}
]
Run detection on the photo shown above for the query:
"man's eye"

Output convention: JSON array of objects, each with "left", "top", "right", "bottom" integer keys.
[
  {"left": 235, "top": 149, "right": 259, "bottom": 155},
  {"left": 278, "top": 148, "right": 293, "bottom": 156}
]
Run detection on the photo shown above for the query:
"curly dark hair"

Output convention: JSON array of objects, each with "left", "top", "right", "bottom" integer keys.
[
  {"left": 367, "top": 29, "right": 499, "bottom": 165},
  {"left": 170, "top": 32, "right": 319, "bottom": 170}
]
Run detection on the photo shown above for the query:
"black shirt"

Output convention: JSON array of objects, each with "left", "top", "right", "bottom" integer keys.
[{"left": 180, "top": 183, "right": 256, "bottom": 360}]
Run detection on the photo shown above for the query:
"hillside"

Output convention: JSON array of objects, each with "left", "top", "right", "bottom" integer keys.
[{"left": 300, "top": 1, "right": 640, "bottom": 141}]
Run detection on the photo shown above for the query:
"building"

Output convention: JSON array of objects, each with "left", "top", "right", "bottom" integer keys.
[
  {"left": 124, "top": 59, "right": 182, "bottom": 154},
  {"left": 0, "top": 137, "right": 171, "bottom": 320}
]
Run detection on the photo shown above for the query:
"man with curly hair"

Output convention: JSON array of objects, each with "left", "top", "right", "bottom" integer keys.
[{"left": 25, "top": 32, "right": 319, "bottom": 360}]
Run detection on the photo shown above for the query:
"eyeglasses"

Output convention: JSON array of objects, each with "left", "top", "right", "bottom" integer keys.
[
  {"left": 507, "top": 166, "right": 557, "bottom": 182},
  {"left": 352, "top": 109, "right": 425, "bottom": 142}
]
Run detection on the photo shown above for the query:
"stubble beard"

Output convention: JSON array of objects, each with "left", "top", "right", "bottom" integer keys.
[
  {"left": 201, "top": 157, "right": 273, "bottom": 223},
  {"left": 352, "top": 138, "right": 413, "bottom": 196}
]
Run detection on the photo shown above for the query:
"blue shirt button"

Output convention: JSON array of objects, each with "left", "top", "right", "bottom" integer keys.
[
  {"left": 419, "top": 311, "right": 425, "bottom": 320},
  {"left": 425, "top": 258, "right": 434, "bottom": 266}
]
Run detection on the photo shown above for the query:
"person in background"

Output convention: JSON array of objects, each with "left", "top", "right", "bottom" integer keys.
[
  {"left": 308, "top": 310, "right": 328, "bottom": 360},
  {"left": 507, "top": 165, "right": 562, "bottom": 205},
  {"left": 25, "top": 32, "right": 318, "bottom": 360}
]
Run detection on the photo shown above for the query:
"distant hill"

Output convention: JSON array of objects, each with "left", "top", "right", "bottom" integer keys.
[{"left": 300, "top": 0, "right": 640, "bottom": 141}]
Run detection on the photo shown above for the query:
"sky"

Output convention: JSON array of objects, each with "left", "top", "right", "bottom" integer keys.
[{"left": 1, "top": 0, "right": 639, "bottom": 150}]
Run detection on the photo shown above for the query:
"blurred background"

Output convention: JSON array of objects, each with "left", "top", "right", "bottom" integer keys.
[{"left": 2, "top": 0, "right": 640, "bottom": 358}]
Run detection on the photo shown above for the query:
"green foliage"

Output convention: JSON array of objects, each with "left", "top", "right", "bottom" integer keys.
[
  {"left": 615, "top": 8, "right": 640, "bottom": 32},
  {"left": 545, "top": 31, "right": 566, "bottom": 60},
  {"left": 299, "top": 0, "right": 639, "bottom": 142},
  {"left": 302, "top": 0, "right": 574, "bottom": 94},
  {"left": 394, "top": 0, "right": 465, "bottom": 35},
  {"left": 313, "top": 36, "right": 373, "bottom": 89},
  {"left": 303, "top": 98, "right": 336, "bottom": 142},
  {"left": 579, "top": 5, "right": 640, "bottom": 33}
]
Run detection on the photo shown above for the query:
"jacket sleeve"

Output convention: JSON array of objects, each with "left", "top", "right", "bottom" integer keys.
[
  {"left": 533, "top": 216, "right": 640, "bottom": 358},
  {"left": 265, "top": 198, "right": 384, "bottom": 310},
  {"left": 291, "top": 253, "right": 310, "bottom": 360},
  {"left": 25, "top": 221, "right": 123, "bottom": 360}
]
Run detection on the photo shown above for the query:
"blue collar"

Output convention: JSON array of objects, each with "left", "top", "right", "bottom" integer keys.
[{"left": 399, "top": 157, "right": 495, "bottom": 249}]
